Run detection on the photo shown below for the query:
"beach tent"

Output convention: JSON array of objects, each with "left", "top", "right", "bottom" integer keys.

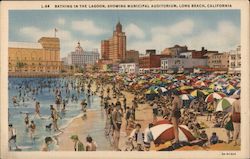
[{"left": 150, "top": 119, "right": 196, "bottom": 145}]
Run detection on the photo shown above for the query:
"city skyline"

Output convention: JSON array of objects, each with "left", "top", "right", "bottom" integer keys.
[{"left": 9, "top": 10, "right": 240, "bottom": 57}]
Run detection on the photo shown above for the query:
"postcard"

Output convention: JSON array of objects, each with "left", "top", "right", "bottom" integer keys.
[{"left": 0, "top": 0, "right": 249, "bottom": 159}]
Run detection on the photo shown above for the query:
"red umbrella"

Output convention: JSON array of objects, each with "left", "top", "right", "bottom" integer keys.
[
  {"left": 194, "top": 81, "right": 207, "bottom": 88},
  {"left": 205, "top": 92, "right": 226, "bottom": 103},
  {"left": 151, "top": 120, "right": 196, "bottom": 144}
]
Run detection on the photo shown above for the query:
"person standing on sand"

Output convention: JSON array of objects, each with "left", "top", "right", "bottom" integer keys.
[
  {"left": 128, "top": 123, "right": 144, "bottom": 151},
  {"left": 123, "top": 96, "right": 127, "bottom": 113},
  {"left": 50, "top": 105, "right": 61, "bottom": 132},
  {"left": 144, "top": 123, "right": 154, "bottom": 151},
  {"left": 41, "top": 137, "right": 53, "bottom": 151},
  {"left": 206, "top": 102, "right": 214, "bottom": 121},
  {"left": 222, "top": 112, "right": 234, "bottom": 143},
  {"left": 231, "top": 95, "right": 241, "bottom": 146},
  {"left": 169, "top": 90, "right": 182, "bottom": 144},
  {"left": 112, "top": 105, "right": 123, "bottom": 151},
  {"left": 70, "top": 135, "right": 85, "bottom": 151}
]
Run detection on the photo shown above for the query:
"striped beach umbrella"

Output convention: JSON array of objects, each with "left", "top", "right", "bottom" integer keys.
[
  {"left": 145, "top": 89, "right": 158, "bottom": 94},
  {"left": 190, "top": 90, "right": 207, "bottom": 97},
  {"left": 151, "top": 120, "right": 196, "bottom": 144},
  {"left": 233, "top": 89, "right": 241, "bottom": 96},
  {"left": 156, "top": 87, "right": 168, "bottom": 93},
  {"left": 180, "top": 94, "right": 194, "bottom": 100},
  {"left": 205, "top": 92, "right": 226, "bottom": 103},
  {"left": 194, "top": 81, "right": 207, "bottom": 87},
  {"left": 216, "top": 97, "right": 236, "bottom": 112}
]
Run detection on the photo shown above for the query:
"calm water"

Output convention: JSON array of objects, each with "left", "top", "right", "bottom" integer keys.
[{"left": 8, "top": 77, "right": 111, "bottom": 151}]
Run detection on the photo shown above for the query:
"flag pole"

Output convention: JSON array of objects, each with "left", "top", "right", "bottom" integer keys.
[{"left": 54, "top": 28, "right": 57, "bottom": 37}]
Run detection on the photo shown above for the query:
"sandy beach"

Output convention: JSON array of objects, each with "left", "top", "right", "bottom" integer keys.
[{"left": 57, "top": 80, "right": 240, "bottom": 151}]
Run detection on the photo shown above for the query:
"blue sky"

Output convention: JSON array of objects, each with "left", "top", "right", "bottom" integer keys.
[{"left": 9, "top": 10, "right": 240, "bottom": 58}]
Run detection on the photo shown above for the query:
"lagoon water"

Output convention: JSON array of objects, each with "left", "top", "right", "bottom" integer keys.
[{"left": 8, "top": 77, "right": 110, "bottom": 151}]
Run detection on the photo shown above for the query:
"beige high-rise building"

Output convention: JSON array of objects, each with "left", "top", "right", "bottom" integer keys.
[
  {"left": 207, "top": 52, "right": 229, "bottom": 69},
  {"left": 101, "top": 21, "right": 126, "bottom": 63},
  {"left": 9, "top": 37, "right": 62, "bottom": 73}
]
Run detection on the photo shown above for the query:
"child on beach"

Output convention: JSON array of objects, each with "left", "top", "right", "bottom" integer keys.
[
  {"left": 199, "top": 130, "right": 208, "bottom": 147},
  {"left": 86, "top": 136, "right": 97, "bottom": 151},
  {"left": 41, "top": 137, "right": 53, "bottom": 151},
  {"left": 70, "top": 135, "right": 85, "bottom": 151},
  {"left": 210, "top": 132, "right": 219, "bottom": 145},
  {"left": 128, "top": 123, "right": 144, "bottom": 151}
]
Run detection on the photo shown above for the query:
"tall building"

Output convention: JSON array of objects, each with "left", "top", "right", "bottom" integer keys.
[
  {"left": 66, "top": 42, "right": 99, "bottom": 66},
  {"left": 101, "top": 21, "right": 126, "bottom": 63},
  {"left": 9, "top": 37, "right": 62, "bottom": 73}
]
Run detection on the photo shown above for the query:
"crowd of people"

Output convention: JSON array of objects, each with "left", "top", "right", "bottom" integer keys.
[{"left": 8, "top": 72, "right": 241, "bottom": 151}]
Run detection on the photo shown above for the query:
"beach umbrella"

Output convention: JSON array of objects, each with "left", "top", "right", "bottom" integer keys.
[
  {"left": 233, "top": 89, "right": 241, "bottom": 96},
  {"left": 216, "top": 97, "right": 236, "bottom": 112},
  {"left": 180, "top": 94, "right": 194, "bottom": 100},
  {"left": 236, "top": 82, "right": 241, "bottom": 88},
  {"left": 149, "top": 85, "right": 159, "bottom": 90},
  {"left": 205, "top": 92, "right": 226, "bottom": 103},
  {"left": 151, "top": 120, "right": 196, "bottom": 144},
  {"left": 178, "top": 86, "right": 194, "bottom": 91},
  {"left": 190, "top": 90, "right": 206, "bottom": 97},
  {"left": 156, "top": 87, "right": 168, "bottom": 93},
  {"left": 145, "top": 89, "right": 158, "bottom": 94},
  {"left": 194, "top": 81, "right": 207, "bottom": 88}
]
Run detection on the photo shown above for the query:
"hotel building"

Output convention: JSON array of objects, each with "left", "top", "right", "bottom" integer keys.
[
  {"left": 8, "top": 37, "right": 62, "bottom": 73},
  {"left": 101, "top": 21, "right": 126, "bottom": 63}
]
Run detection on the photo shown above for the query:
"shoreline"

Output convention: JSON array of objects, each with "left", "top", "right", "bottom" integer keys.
[{"left": 56, "top": 80, "right": 240, "bottom": 151}]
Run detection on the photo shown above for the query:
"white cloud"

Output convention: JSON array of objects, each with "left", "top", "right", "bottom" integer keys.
[
  {"left": 186, "top": 21, "right": 240, "bottom": 52},
  {"left": 57, "top": 18, "right": 65, "bottom": 26},
  {"left": 125, "top": 23, "right": 145, "bottom": 39},
  {"left": 19, "top": 26, "right": 100, "bottom": 58},
  {"left": 71, "top": 19, "right": 107, "bottom": 36},
  {"left": 127, "top": 19, "right": 194, "bottom": 53},
  {"left": 127, "top": 19, "right": 239, "bottom": 53},
  {"left": 151, "top": 19, "right": 194, "bottom": 37},
  {"left": 19, "top": 26, "right": 72, "bottom": 41}
]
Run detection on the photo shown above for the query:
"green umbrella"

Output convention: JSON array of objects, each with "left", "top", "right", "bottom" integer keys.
[{"left": 216, "top": 97, "right": 236, "bottom": 112}]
